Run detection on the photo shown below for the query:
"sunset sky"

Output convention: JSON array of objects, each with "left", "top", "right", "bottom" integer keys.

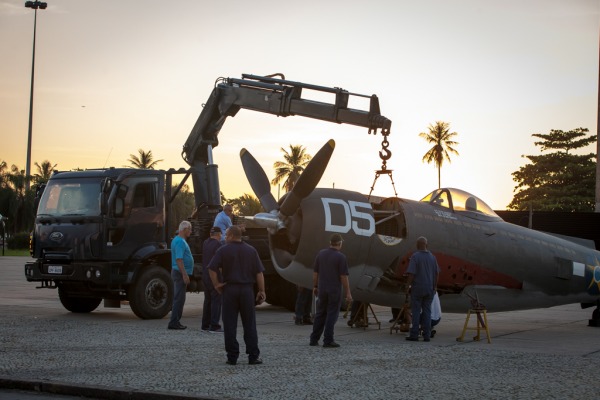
[{"left": 1, "top": 0, "right": 598, "bottom": 210}]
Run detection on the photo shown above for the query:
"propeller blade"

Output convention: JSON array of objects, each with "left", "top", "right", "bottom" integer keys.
[
  {"left": 240, "top": 148, "right": 279, "bottom": 212},
  {"left": 279, "top": 139, "right": 335, "bottom": 217}
]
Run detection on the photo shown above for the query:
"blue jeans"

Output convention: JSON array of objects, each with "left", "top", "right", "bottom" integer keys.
[
  {"left": 169, "top": 269, "right": 186, "bottom": 327},
  {"left": 310, "top": 290, "right": 341, "bottom": 345},
  {"left": 295, "top": 287, "right": 312, "bottom": 320},
  {"left": 202, "top": 267, "right": 222, "bottom": 330},
  {"left": 409, "top": 287, "right": 433, "bottom": 339}
]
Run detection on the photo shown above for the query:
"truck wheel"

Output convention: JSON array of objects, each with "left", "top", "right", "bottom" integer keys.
[
  {"left": 128, "top": 265, "right": 173, "bottom": 320},
  {"left": 58, "top": 286, "right": 102, "bottom": 313}
]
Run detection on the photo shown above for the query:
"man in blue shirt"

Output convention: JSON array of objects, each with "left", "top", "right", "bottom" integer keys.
[
  {"left": 213, "top": 204, "right": 234, "bottom": 243},
  {"left": 213, "top": 204, "right": 245, "bottom": 243},
  {"left": 208, "top": 225, "right": 266, "bottom": 365},
  {"left": 309, "top": 234, "right": 353, "bottom": 348},
  {"left": 168, "top": 220, "right": 194, "bottom": 330},
  {"left": 405, "top": 236, "right": 440, "bottom": 342}
]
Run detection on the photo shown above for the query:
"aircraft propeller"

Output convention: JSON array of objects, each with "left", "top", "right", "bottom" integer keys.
[{"left": 239, "top": 139, "right": 336, "bottom": 232}]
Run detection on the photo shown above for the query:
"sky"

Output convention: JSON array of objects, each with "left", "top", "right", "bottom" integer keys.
[{"left": 0, "top": 0, "right": 598, "bottom": 210}]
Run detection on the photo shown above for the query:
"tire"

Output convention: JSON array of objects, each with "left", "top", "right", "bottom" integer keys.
[
  {"left": 128, "top": 264, "right": 173, "bottom": 320},
  {"left": 58, "top": 286, "right": 102, "bottom": 313}
]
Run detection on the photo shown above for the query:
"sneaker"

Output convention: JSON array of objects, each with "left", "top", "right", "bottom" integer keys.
[
  {"left": 226, "top": 359, "right": 237, "bottom": 365},
  {"left": 168, "top": 324, "right": 187, "bottom": 330},
  {"left": 249, "top": 358, "right": 263, "bottom": 365},
  {"left": 309, "top": 341, "right": 319, "bottom": 346},
  {"left": 201, "top": 327, "right": 209, "bottom": 333},
  {"left": 209, "top": 328, "right": 224, "bottom": 333},
  {"left": 405, "top": 336, "right": 418, "bottom": 342},
  {"left": 323, "top": 342, "right": 340, "bottom": 348}
]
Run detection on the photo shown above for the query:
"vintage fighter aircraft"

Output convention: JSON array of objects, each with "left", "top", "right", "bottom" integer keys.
[{"left": 240, "top": 139, "right": 600, "bottom": 320}]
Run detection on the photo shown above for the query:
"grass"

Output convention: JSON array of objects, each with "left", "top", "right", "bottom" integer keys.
[{"left": 0, "top": 248, "right": 30, "bottom": 256}]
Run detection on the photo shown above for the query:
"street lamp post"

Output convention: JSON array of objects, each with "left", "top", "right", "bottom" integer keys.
[{"left": 24, "top": 1, "right": 47, "bottom": 191}]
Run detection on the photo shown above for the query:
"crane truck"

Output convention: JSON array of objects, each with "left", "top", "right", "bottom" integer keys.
[{"left": 24, "top": 73, "right": 392, "bottom": 319}]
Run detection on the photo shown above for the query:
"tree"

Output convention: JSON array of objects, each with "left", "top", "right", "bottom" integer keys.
[
  {"left": 33, "top": 160, "right": 57, "bottom": 184},
  {"left": 508, "top": 128, "right": 596, "bottom": 211},
  {"left": 0, "top": 160, "right": 8, "bottom": 188},
  {"left": 271, "top": 145, "right": 311, "bottom": 193},
  {"left": 127, "top": 149, "right": 163, "bottom": 169},
  {"left": 225, "top": 193, "right": 263, "bottom": 216},
  {"left": 419, "top": 121, "right": 460, "bottom": 188}
]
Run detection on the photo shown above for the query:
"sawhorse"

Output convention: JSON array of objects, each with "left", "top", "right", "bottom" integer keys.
[{"left": 456, "top": 307, "right": 491, "bottom": 344}]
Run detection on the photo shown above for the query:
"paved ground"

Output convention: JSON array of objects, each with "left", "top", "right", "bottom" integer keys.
[{"left": 1, "top": 256, "right": 600, "bottom": 399}]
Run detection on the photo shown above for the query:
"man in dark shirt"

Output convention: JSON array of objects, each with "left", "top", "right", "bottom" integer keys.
[
  {"left": 208, "top": 225, "right": 266, "bottom": 365},
  {"left": 201, "top": 226, "right": 223, "bottom": 333},
  {"left": 405, "top": 236, "right": 440, "bottom": 342},
  {"left": 309, "top": 234, "right": 353, "bottom": 348}
]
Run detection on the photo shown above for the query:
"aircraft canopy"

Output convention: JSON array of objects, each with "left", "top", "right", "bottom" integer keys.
[{"left": 420, "top": 188, "right": 501, "bottom": 219}]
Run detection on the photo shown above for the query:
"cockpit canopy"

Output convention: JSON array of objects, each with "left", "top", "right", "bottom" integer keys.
[{"left": 420, "top": 188, "right": 502, "bottom": 221}]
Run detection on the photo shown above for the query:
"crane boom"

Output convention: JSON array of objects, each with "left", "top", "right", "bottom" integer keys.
[{"left": 182, "top": 73, "right": 392, "bottom": 214}]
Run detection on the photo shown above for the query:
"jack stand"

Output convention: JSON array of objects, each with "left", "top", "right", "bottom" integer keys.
[
  {"left": 345, "top": 302, "right": 381, "bottom": 330},
  {"left": 456, "top": 307, "right": 491, "bottom": 344}
]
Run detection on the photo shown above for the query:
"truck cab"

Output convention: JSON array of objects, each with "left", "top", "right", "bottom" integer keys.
[{"left": 25, "top": 168, "right": 174, "bottom": 319}]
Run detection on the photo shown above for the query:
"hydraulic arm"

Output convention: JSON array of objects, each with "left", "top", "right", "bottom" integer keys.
[{"left": 182, "top": 73, "right": 393, "bottom": 214}]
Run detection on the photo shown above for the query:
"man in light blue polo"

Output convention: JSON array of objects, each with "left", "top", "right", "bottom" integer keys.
[{"left": 168, "top": 220, "right": 194, "bottom": 330}]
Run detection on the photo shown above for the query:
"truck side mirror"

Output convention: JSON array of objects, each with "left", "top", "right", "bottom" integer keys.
[
  {"left": 33, "top": 183, "right": 46, "bottom": 214},
  {"left": 107, "top": 183, "right": 128, "bottom": 218}
]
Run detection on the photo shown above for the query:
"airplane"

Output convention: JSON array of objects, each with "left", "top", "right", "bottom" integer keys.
[{"left": 240, "top": 139, "right": 600, "bottom": 322}]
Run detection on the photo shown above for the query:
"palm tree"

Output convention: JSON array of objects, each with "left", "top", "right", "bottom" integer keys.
[
  {"left": 34, "top": 160, "right": 57, "bottom": 184},
  {"left": 271, "top": 145, "right": 312, "bottom": 193},
  {"left": 419, "top": 121, "right": 460, "bottom": 188},
  {"left": 127, "top": 149, "right": 163, "bottom": 169}
]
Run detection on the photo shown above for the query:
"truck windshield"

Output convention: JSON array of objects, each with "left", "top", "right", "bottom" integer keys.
[{"left": 37, "top": 179, "right": 101, "bottom": 217}]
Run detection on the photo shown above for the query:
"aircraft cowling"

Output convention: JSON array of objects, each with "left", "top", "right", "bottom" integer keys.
[{"left": 269, "top": 188, "right": 407, "bottom": 300}]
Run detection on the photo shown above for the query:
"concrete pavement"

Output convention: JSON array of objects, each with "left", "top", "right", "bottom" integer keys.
[{"left": 1, "top": 256, "right": 600, "bottom": 399}]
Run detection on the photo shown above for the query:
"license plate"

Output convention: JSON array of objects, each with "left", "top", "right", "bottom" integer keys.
[{"left": 48, "top": 265, "right": 63, "bottom": 274}]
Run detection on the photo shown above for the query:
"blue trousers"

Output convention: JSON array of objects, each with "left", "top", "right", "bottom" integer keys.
[
  {"left": 169, "top": 269, "right": 186, "bottom": 327},
  {"left": 201, "top": 267, "right": 222, "bottom": 330},
  {"left": 409, "top": 288, "right": 433, "bottom": 339},
  {"left": 295, "top": 287, "right": 312, "bottom": 320},
  {"left": 222, "top": 284, "right": 260, "bottom": 362},
  {"left": 310, "top": 290, "right": 341, "bottom": 345}
]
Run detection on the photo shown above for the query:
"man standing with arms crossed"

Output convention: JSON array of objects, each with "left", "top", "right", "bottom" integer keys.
[
  {"left": 168, "top": 220, "right": 194, "bottom": 330},
  {"left": 405, "top": 236, "right": 440, "bottom": 342},
  {"left": 208, "top": 226, "right": 266, "bottom": 365},
  {"left": 309, "top": 234, "right": 353, "bottom": 348}
]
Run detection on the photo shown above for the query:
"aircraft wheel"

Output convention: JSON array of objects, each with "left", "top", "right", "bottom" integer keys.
[
  {"left": 128, "top": 264, "right": 173, "bottom": 319},
  {"left": 58, "top": 285, "right": 102, "bottom": 313}
]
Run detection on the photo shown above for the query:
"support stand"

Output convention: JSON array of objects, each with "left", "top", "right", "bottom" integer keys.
[{"left": 456, "top": 307, "right": 491, "bottom": 344}]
